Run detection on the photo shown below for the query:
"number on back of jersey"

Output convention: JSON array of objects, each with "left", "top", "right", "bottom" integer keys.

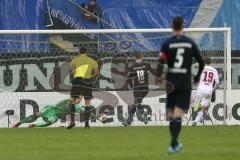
[
  {"left": 137, "top": 69, "right": 145, "bottom": 83},
  {"left": 203, "top": 71, "right": 214, "bottom": 83},
  {"left": 174, "top": 48, "right": 184, "bottom": 68}
]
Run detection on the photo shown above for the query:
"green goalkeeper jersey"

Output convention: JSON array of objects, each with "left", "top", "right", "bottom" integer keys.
[
  {"left": 54, "top": 99, "right": 72, "bottom": 117},
  {"left": 55, "top": 99, "right": 85, "bottom": 116},
  {"left": 40, "top": 99, "right": 84, "bottom": 119},
  {"left": 33, "top": 99, "right": 85, "bottom": 127}
]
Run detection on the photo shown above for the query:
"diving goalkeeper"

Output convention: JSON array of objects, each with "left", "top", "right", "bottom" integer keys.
[{"left": 12, "top": 99, "right": 85, "bottom": 128}]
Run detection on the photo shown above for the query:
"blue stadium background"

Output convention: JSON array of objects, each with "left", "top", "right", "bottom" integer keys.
[{"left": 0, "top": 0, "right": 238, "bottom": 53}]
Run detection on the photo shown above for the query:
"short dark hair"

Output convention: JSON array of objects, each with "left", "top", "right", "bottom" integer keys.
[
  {"left": 79, "top": 47, "right": 87, "bottom": 54},
  {"left": 172, "top": 16, "right": 184, "bottom": 31},
  {"left": 204, "top": 57, "right": 211, "bottom": 64}
]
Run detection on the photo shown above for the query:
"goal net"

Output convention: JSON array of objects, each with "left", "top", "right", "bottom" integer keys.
[{"left": 0, "top": 28, "right": 231, "bottom": 127}]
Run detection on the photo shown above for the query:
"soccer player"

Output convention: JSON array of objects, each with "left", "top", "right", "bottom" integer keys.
[
  {"left": 123, "top": 53, "right": 158, "bottom": 126},
  {"left": 12, "top": 98, "right": 85, "bottom": 128},
  {"left": 157, "top": 16, "right": 204, "bottom": 154},
  {"left": 192, "top": 57, "right": 219, "bottom": 126},
  {"left": 67, "top": 47, "right": 99, "bottom": 129}
]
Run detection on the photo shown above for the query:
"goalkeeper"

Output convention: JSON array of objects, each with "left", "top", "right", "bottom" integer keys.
[{"left": 12, "top": 98, "right": 86, "bottom": 128}]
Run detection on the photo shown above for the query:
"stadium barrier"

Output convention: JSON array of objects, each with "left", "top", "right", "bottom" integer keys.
[{"left": 0, "top": 90, "right": 239, "bottom": 127}]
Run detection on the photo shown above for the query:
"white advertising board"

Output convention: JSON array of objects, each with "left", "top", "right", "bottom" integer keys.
[{"left": 0, "top": 90, "right": 239, "bottom": 128}]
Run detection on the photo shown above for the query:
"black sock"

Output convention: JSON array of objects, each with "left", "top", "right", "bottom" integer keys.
[
  {"left": 137, "top": 104, "right": 145, "bottom": 120},
  {"left": 137, "top": 104, "right": 143, "bottom": 113},
  {"left": 169, "top": 118, "right": 174, "bottom": 137},
  {"left": 127, "top": 105, "right": 136, "bottom": 123},
  {"left": 84, "top": 106, "right": 92, "bottom": 126},
  {"left": 170, "top": 118, "right": 182, "bottom": 147},
  {"left": 69, "top": 104, "right": 75, "bottom": 124}
]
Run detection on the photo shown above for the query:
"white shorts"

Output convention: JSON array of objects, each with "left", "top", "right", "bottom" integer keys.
[{"left": 192, "top": 91, "right": 212, "bottom": 108}]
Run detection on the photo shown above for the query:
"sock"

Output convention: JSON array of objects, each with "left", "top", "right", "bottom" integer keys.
[
  {"left": 169, "top": 118, "right": 174, "bottom": 143},
  {"left": 127, "top": 105, "right": 136, "bottom": 123},
  {"left": 69, "top": 104, "right": 75, "bottom": 124},
  {"left": 194, "top": 111, "right": 203, "bottom": 123},
  {"left": 136, "top": 104, "right": 146, "bottom": 121},
  {"left": 20, "top": 115, "right": 38, "bottom": 123},
  {"left": 170, "top": 118, "right": 182, "bottom": 147},
  {"left": 84, "top": 106, "right": 92, "bottom": 126},
  {"left": 137, "top": 104, "right": 143, "bottom": 114}
]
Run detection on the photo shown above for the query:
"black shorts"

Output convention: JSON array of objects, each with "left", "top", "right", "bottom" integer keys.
[
  {"left": 166, "top": 90, "right": 191, "bottom": 113},
  {"left": 133, "top": 87, "right": 149, "bottom": 104},
  {"left": 70, "top": 77, "right": 93, "bottom": 100}
]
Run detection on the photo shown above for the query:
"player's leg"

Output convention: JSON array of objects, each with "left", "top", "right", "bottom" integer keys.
[
  {"left": 193, "top": 94, "right": 211, "bottom": 126},
  {"left": 82, "top": 79, "right": 98, "bottom": 128},
  {"left": 192, "top": 106, "right": 205, "bottom": 126},
  {"left": 67, "top": 78, "right": 82, "bottom": 129},
  {"left": 83, "top": 83, "right": 94, "bottom": 128},
  {"left": 136, "top": 89, "right": 149, "bottom": 124},
  {"left": 166, "top": 91, "right": 178, "bottom": 153},
  {"left": 122, "top": 90, "right": 141, "bottom": 126},
  {"left": 12, "top": 112, "right": 40, "bottom": 128},
  {"left": 122, "top": 104, "right": 136, "bottom": 126},
  {"left": 167, "top": 91, "right": 190, "bottom": 154},
  {"left": 170, "top": 107, "right": 183, "bottom": 148},
  {"left": 66, "top": 96, "right": 83, "bottom": 129},
  {"left": 29, "top": 115, "right": 58, "bottom": 128},
  {"left": 168, "top": 107, "right": 183, "bottom": 154},
  {"left": 191, "top": 92, "right": 202, "bottom": 125},
  {"left": 29, "top": 106, "right": 59, "bottom": 128},
  {"left": 83, "top": 99, "right": 94, "bottom": 128}
]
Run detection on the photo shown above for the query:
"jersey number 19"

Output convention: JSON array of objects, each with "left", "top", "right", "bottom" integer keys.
[{"left": 203, "top": 71, "right": 214, "bottom": 83}]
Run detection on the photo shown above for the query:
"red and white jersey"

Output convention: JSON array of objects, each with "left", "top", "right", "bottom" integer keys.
[{"left": 197, "top": 65, "right": 219, "bottom": 94}]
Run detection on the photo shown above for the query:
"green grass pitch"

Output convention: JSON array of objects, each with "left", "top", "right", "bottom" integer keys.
[{"left": 0, "top": 126, "right": 239, "bottom": 160}]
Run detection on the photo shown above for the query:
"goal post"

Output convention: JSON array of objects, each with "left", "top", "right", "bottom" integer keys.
[
  {"left": 0, "top": 28, "right": 231, "bottom": 34},
  {"left": 225, "top": 28, "right": 231, "bottom": 125},
  {"left": 0, "top": 28, "right": 232, "bottom": 127}
]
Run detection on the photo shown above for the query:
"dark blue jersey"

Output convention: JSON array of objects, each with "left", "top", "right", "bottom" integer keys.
[
  {"left": 128, "top": 61, "right": 156, "bottom": 89},
  {"left": 158, "top": 35, "right": 204, "bottom": 91}
]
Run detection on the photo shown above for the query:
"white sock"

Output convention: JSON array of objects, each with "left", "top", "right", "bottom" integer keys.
[{"left": 194, "top": 111, "right": 203, "bottom": 123}]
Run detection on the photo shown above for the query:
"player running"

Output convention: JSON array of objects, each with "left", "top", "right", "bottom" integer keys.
[
  {"left": 157, "top": 16, "right": 204, "bottom": 154},
  {"left": 192, "top": 57, "right": 219, "bottom": 126},
  {"left": 123, "top": 53, "right": 158, "bottom": 126},
  {"left": 12, "top": 98, "right": 109, "bottom": 128}
]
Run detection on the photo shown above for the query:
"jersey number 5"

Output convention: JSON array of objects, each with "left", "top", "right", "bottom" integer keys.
[{"left": 174, "top": 48, "right": 184, "bottom": 68}]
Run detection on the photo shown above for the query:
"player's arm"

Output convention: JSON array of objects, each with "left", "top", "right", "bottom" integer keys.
[
  {"left": 192, "top": 42, "right": 204, "bottom": 83},
  {"left": 211, "top": 75, "right": 219, "bottom": 103},
  {"left": 156, "top": 42, "right": 168, "bottom": 79},
  {"left": 111, "top": 59, "right": 126, "bottom": 76},
  {"left": 213, "top": 70, "right": 220, "bottom": 91},
  {"left": 146, "top": 63, "right": 160, "bottom": 77},
  {"left": 92, "top": 60, "right": 99, "bottom": 78},
  {"left": 127, "top": 67, "right": 134, "bottom": 88},
  {"left": 69, "top": 59, "right": 76, "bottom": 76},
  {"left": 211, "top": 71, "right": 219, "bottom": 102}
]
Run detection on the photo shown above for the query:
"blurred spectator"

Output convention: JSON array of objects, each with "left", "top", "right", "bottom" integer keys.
[{"left": 80, "top": 0, "right": 102, "bottom": 23}]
